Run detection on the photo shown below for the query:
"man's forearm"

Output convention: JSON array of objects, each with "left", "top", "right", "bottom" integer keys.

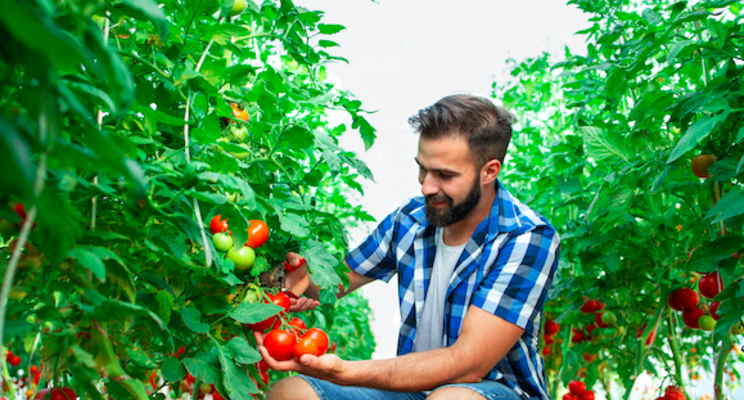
[{"left": 333, "top": 344, "right": 484, "bottom": 391}]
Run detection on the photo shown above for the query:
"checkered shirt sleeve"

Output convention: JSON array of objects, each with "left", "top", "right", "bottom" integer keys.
[{"left": 345, "top": 207, "right": 399, "bottom": 283}]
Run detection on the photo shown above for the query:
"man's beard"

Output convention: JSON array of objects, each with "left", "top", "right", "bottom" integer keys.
[{"left": 425, "top": 179, "right": 482, "bottom": 227}]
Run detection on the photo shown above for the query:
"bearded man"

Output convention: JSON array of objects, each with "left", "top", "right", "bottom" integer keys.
[{"left": 257, "top": 94, "right": 560, "bottom": 400}]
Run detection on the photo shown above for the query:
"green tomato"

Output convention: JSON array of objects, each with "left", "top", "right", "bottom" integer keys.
[
  {"left": 227, "top": 246, "right": 255, "bottom": 270},
  {"left": 230, "top": 125, "right": 248, "bottom": 142},
  {"left": 732, "top": 321, "right": 744, "bottom": 335},
  {"left": 212, "top": 232, "right": 233, "bottom": 252},
  {"left": 601, "top": 311, "right": 617, "bottom": 326},
  {"left": 698, "top": 315, "right": 716, "bottom": 331},
  {"left": 229, "top": 143, "right": 251, "bottom": 160},
  {"left": 231, "top": 0, "right": 247, "bottom": 15}
]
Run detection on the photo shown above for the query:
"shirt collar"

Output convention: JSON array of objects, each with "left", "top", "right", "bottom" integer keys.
[{"left": 410, "top": 180, "right": 522, "bottom": 238}]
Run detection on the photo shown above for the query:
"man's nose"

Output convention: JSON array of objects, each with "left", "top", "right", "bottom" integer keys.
[{"left": 421, "top": 174, "right": 439, "bottom": 196}]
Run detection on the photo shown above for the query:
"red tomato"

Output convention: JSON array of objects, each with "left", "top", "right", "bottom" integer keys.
[
  {"left": 594, "top": 313, "right": 608, "bottom": 329},
  {"left": 5, "top": 350, "right": 13, "bottom": 362},
  {"left": 542, "top": 347, "right": 551, "bottom": 356},
  {"left": 9, "top": 355, "right": 21, "bottom": 367},
  {"left": 709, "top": 302, "right": 721, "bottom": 321},
  {"left": 568, "top": 380, "right": 586, "bottom": 396},
  {"left": 544, "top": 335, "right": 554, "bottom": 345},
  {"left": 14, "top": 204, "right": 27, "bottom": 220},
  {"left": 30, "top": 365, "right": 38, "bottom": 374},
  {"left": 210, "top": 215, "right": 229, "bottom": 235},
  {"left": 578, "top": 391, "right": 595, "bottom": 400},
  {"left": 302, "top": 328, "right": 329, "bottom": 353},
  {"left": 34, "top": 388, "right": 76, "bottom": 400},
  {"left": 245, "top": 220, "right": 269, "bottom": 249},
  {"left": 668, "top": 293, "right": 684, "bottom": 311},
  {"left": 691, "top": 154, "right": 717, "bottom": 178},
  {"left": 544, "top": 320, "right": 559, "bottom": 335},
  {"left": 571, "top": 331, "right": 584, "bottom": 343},
  {"left": 698, "top": 272, "right": 723, "bottom": 299},
  {"left": 264, "top": 329, "right": 297, "bottom": 361},
  {"left": 673, "top": 288, "right": 699, "bottom": 309},
  {"left": 579, "top": 300, "right": 599, "bottom": 313},
  {"left": 682, "top": 308, "right": 705, "bottom": 329},
  {"left": 294, "top": 335, "right": 324, "bottom": 359},
  {"left": 273, "top": 317, "right": 307, "bottom": 336},
  {"left": 245, "top": 316, "right": 277, "bottom": 332},
  {"left": 562, "top": 394, "right": 578, "bottom": 400},
  {"left": 586, "top": 324, "right": 597, "bottom": 335}
]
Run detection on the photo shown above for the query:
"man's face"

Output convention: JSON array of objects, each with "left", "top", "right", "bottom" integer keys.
[{"left": 416, "top": 136, "right": 482, "bottom": 227}]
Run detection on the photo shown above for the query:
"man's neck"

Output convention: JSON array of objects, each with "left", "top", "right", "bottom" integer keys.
[{"left": 442, "top": 186, "right": 497, "bottom": 246}]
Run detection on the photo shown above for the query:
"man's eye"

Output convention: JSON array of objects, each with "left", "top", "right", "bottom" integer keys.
[{"left": 440, "top": 174, "right": 453, "bottom": 180}]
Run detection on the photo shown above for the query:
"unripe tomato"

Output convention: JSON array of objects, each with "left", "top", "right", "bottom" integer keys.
[
  {"left": 227, "top": 246, "right": 255, "bottom": 270},
  {"left": 264, "top": 329, "right": 297, "bottom": 361},
  {"left": 732, "top": 321, "right": 744, "bottom": 335},
  {"left": 601, "top": 311, "right": 617, "bottom": 326},
  {"left": 212, "top": 232, "right": 234, "bottom": 252},
  {"left": 682, "top": 307, "right": 705, "bottom": 329},
  {"left": 229, "top": 143, "right": 252, "bottom": 160},
  {"left": 673, "top": 288, "right": 699, "bottom": 309},
  {"left": 698, "top": 272, "right": 723, "bottom": 299},
  {"left": 568, "top": 380, "right": 586, "bottom": 396},
  {"left": 698, "top": 315, "right": 716, "bottom": 331},
  {"left": 691, "top": 154, "right": 717, "bottom": 178},
  {"left": 210, "top": 215, "right": 229, "bottom": 235},
  {"left": 245, "top": 220, "right": 269, "bottom": 249}
]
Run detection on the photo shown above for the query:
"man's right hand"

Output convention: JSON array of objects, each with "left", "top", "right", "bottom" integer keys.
[{"left": 285, "top": 252, "right": 320, "bottom": 312}]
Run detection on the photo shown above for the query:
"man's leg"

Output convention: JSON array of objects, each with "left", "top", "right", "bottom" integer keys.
[
  {"left": 426, "top": 387, "right": 486, "bottom": 400},
  {"left": 265, "top": 376, "right": 320, "bottom": 400}
]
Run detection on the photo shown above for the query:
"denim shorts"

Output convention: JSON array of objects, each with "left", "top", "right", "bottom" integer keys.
[{"left": 299, "top": 375, "right": 523, "bottom": 400}]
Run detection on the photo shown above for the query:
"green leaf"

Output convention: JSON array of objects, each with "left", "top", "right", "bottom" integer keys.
[
  {"left": 156, "top": 291, "right": 174, "bottom": 325},
  {"left": 0, "top": 118, "right": 35, "bottom": 199},
  {"left": 71, "top": 345, "right": 96, "bottom": 368},
  {"left": 137, "top": 106, "right": 192, "bottom": 126},
  {"left": 667, "top": 113, "right": 728, "bottom": 163},
  {"left": 580, "top": 127, "right": 634, "bottom": 164},
  {"left": 189, "top": 190, "right": 229, "bottom": 204},
  {"left": 317, "top": 24, "right": 345, "bottom": 35},
  {"left": 3, "top": 321, "right": 33, "bottom": 340},
  {"left": 224, "top": 337, "right": 262, "bottom": 364},
  {"left": 119, "top": 0, "right": 170, "bottom": 39},
  {"left": 67, "top": 246, "right": 106, "bottom": 280},
  {"left": 667, "top": 40, "right": 692, "bottom": 64},
  {"left": 687, "top": 236, "right": 744, "bottom": 273},
  {"left": 200, "top": 295, "right": 233, "bottom": 315},
  {"left": 277, "top": 211, "right": 311, "bottom": 238},
  {"left": 302, "top": 240, "right": 343, "bottom": 294},
  {"left": 162, "top": 357, "right": 187, "bottom": 382},
  {"left": 229, "top": 301, "right": 282, "bottom": 324},
  {"left": 182, "top": 307, "right": 210, "bottom": 333},
  {"left": 218, "top": 347, "right": 257, "bottom": 399},
  {"left": 642, "top": 8, "right": 662, "bottom": 25},
  {"left": 127, "top": 348, "right": 157, "bottom": 369},
  {"left": 184, "top": 357, "right": 221, "bottom": 384},
  {"left": 705, "top": 188, "right": 744, "bottom": 223},
  {"left": 198, "top": 172, "right": 256, "bottom": 209}
]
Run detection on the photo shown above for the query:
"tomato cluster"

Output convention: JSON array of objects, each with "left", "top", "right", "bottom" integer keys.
[
  {"left": 655, "top": 385, "right": 687, "bottom": 400},
  {"left": 668, "top": 272, "right": 734, "bottom": 332},
  {"left": 562, "top": 380, "right": 594, "bottom": 400},
  {"left": 541, "top": 319, "right": 560, "bottom": 356},
  {"left": 209, "top": 215, "right": 269, "bottom": 270}
]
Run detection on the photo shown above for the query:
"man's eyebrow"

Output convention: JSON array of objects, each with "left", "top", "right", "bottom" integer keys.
[{"left": 414, "top": 158, "right": 459, "bottom": 175}]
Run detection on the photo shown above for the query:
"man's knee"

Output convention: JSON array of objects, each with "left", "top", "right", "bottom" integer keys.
[
  {"left": 265, "top": 376, "right": 320, "bottom": 400},
  {"left": 426, "top": 386, "right": 486, "bottom": 400}
]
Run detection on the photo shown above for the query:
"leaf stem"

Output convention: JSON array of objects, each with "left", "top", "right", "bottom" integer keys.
[{"left": 714, "top": 336, "right": 734, "bottom": 400}]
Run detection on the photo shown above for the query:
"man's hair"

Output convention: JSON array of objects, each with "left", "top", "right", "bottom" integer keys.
[{"left": 408, "top": 94, "right": 514, "bottom": 168}]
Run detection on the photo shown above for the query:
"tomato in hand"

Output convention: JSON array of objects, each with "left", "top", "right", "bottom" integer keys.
[
  {"left": 245, "top": 220, "right": 269, "bottom": 249},
  {"left": 301, "top": 328, "right": 329, "bottom": 354},
  {"left": 691, "top": 154, "right": 717, "bottom": 178},
  {"left": 227, "top": 246, "right": 255, "bottom": 270},
  {"left": 698, "top": 271, "right": 723, "bottom": 299},
  {"left": 294, "top": 335, "right": 324, "bottom": 359},
  {"left": 264, "top": 329, "right": 297, "bottom": 361},
  {"left": 210, "top": 215, "right": 229, "bottom": 235},
  {"left": 273, "top": 317, "right": 307, "bottom": 336}
]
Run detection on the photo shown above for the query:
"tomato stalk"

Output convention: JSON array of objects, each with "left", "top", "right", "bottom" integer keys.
[
  {"left": 714, "top": 336, "right": 734, "bottom": 400},
  {"left": 665, "top": 314, "right": 690, "bottom": 399},
  {"left": 183, "top": 39, "right": 215, "bottom": 268},
  {"left": 91, "top": 321, "right": 149, "bottom": 400},
  {"left": 90, "top": 14, "right": 110, "bottom": 233},
  {"left": 0, "top": 110, "right": 49, "bottom": 393}
]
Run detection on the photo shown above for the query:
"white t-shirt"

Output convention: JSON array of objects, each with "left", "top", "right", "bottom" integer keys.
[{"left": 413, "top": 228, "right": 466, "bottom": 352}]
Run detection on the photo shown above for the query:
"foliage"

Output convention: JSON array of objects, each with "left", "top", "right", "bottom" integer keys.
[
  {"left": 0, "top": 0, "right": 377, "bottom": 398},
  {"left": 496, "top": 1, "right": 744, "bottom": 399}
]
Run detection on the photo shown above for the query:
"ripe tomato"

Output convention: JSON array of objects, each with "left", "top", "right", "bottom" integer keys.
[
  {"left": 210, "top": 215, "right": 229, "bottom": 235},
  {"left": 698, "top": 315, "right": 716, "bottom": 331},
  {"left": 231, "top": 103, "right": 249, "bottom": 122},
  {"left": 34, "top": 388, "right": 76, "bottom": 400},
  {"left": 562, "top": 394, "right": 578, "bottom": 400},
  {"left": 9, "top": 355, "right": 20, "bottom": 367},
  {"left": 264, "top": 329, "right": 297, "bottom": 361},
  {"left": 5, "top": 350, "right": 13, "bottom": 362},
  {"left": 544, "top": 335, "right": 554, "bottom": 345},
  {"left": 212, "top": 232, "right": 234, "bottom": 252},
  {"left": 682, "top": 307, "right": 705, "bottom": 329},
  {"left": 709, "top": 302, "right": 721, "bottom": 320},
  {"left": 245, "top": 292, "right": 290, "bottom": 331},
  {"left": 270, "top": 292, "right": 291, "bottom": 314},
  {"left": 544, "top": 320, "right": 560, "bottom": 335},
  {"left": 582, "top": 352, "right": 596, "bottom": 362},
  {"left": 579, "top": 300, "right": 599, "bottom": 313},
  {"left": 273, "top": 317, "right": 307, "bottom": 336},
  {"left": 673, "top": 288, "right": 699, "bottom": 309},
  {"left": 698, "top": 272, "right": 723, "bottom": 299},
  {"left": 294, "top": 335, "right": 325, "bottom": 359},
  {"left": 571, "top": 330, "right": 584, "bottom": 343},
  {"left": 302, "top": 328, "right": 329, "bottom": 354},
  {"left": 245, "top": 316, "right": 277, "bottom": 332},
  {"left": 578, "top": 391, "right": 595, "bottom": 400},
  {"left": 594, "top": 313, "right": 608, "bottom": 329},
  {"left": 14, "top": 204, "right": 27, "bottom": 220},
  {"left": 227, "top": 246, "right": 255, "bottom": 270},
  {"left": 245, "top": 220, "right": 269, "bottom": 249},
  {"left": 542, "top": 347, "right": 551, "bottom": 356},
  {"left": 568, "top": 380, "right": 586, "bottom": 396},
  {"left": 691, "top": 154, "right": 717, "bottom": 178},
  {"left": 668, "top": 293, "right": 684, "bottom": 312}
]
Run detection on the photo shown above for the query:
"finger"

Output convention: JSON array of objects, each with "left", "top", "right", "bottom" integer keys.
[
  {"left": 253, "top": 330, "right": 265, "bottom": 346},
  {"left": 258, "top": 345, "right": 303, "bottom": 372}
]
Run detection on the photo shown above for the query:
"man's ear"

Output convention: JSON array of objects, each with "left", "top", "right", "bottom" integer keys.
[{"left": 481, "top": 159, "right": 502, "bottom": 186}]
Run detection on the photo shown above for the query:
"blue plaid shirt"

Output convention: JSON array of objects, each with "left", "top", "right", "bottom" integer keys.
[{"left": 345, "top": 180, "right": 560, "bottom": 400}]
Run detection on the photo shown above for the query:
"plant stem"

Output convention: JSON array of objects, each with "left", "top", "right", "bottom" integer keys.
[
  {"left": 666, "top": 314, "right": 689, "bottom": 398},
  {"left": 714, "top": 336, "right": 734, "bottom": 400}
]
